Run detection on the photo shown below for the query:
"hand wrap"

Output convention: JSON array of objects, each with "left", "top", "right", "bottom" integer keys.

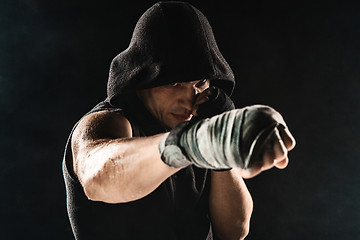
[
  {"left": 159, "top": 105, "right": 287, "bottom": 169},
  {"left": 196, "top": 87, "right": 235, "bottom": 119}
]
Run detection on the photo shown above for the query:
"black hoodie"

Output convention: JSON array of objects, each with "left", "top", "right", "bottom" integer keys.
[
  {"left": 63, "top": 2, "right": 235, "bottom": 239},
  {"left": 106, "top": 1, "right": 235, "bottom": 108}
]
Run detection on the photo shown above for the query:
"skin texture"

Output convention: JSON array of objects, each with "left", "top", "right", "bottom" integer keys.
[{"left": 71, "top": 80, "right": 295, "bottom": 240}]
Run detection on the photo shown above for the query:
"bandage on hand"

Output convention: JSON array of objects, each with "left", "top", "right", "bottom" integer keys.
[{"left": 159, "top": 105, "right": 294, "bottom": 170}]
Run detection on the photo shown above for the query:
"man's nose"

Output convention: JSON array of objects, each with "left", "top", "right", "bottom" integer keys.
[{"left": 178, "top": 85, "right": 198, "bottom": 112}]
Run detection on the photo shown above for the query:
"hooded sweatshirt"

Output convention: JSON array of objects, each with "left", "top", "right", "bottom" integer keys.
[{"left": 63, "top": 2, "right": 235, "bottom": 239}]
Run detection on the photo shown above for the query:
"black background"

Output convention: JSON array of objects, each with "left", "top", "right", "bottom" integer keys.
[{"left": 1, "top": 0, "right": 359, "bottom": 239}]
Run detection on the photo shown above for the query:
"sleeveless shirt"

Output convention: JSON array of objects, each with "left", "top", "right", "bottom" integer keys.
[
  {"left": 62, "top": 2, "right": 237, "bottom": 239},
  {"left": 62, "top": 99, "right": 213, "bottom": 239}
]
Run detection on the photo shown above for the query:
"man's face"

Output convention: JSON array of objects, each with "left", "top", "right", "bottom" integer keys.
[{"left": 137, "top": 80, "right": 210, "bottom": 129}]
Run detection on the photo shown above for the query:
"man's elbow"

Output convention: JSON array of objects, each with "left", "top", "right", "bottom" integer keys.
[
  {"left": 82, "top": 175, "right": 124, "bottom": 204},
  {"left": 237, "top": 223, "right": 250, "bottom": 240},
  {"left": 83, "top": 179, "right": 102, "bottom": 201},
  {"left": 216, "top": 222, "right": 250, "bottom": 240}
]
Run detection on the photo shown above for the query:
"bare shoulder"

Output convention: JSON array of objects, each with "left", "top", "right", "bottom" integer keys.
[{"left": 72, "top": 110, "right": 132, "bottom": 151}]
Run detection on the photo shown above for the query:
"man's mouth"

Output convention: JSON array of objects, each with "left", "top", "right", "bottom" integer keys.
[{"left": 171, "top": 113, "right": 192, "bottom": 121}]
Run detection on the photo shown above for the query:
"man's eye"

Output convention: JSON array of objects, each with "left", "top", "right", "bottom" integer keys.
[
  {"left": 167, "top": 83, "right": 179, "bottom": 87},
  {"left": 196, "top": 80, "right": 209, "bottom": 88}
]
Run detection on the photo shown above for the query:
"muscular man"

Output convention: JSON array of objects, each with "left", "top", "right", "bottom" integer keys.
[{"left": 62, "top": 2, "right": 295, "bottom": 240}]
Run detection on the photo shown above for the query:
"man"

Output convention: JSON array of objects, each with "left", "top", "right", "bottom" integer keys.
[{"left": 63, "top": 2, "right": 295, "bottom": 240}]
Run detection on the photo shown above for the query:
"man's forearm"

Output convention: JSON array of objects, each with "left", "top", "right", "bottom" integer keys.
[{"left": 209, "top": 169, "right": 253, "bottom": 240}]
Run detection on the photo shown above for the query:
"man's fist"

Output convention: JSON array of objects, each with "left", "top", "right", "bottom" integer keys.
[
  {"left": 160, "top": 105, "right": 296, "bottom": 174},
  {"left": 240, "top": 123, "right": 296, "bottom": 179}
]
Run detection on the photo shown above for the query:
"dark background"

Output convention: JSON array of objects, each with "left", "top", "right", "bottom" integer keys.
[{"left": 1, "top": 0, "right": 359, "bottom": 239}]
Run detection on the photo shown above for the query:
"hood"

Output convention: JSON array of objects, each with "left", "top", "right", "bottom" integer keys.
[{"left": 106, "top": 1, "right": 235, "bottom": 107}]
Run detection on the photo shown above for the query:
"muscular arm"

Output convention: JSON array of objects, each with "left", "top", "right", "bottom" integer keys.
[
  {"left": 71, "top": 110, "right": 180, "bottom": 203},
  {"left": 209, "top": 169, "right": 253, "bottom": 240},
  {"left": 209, "top": 126, "right": 296, "bottom": 240}
]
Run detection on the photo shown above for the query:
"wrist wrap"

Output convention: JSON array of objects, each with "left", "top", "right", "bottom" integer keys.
[{"left": 159, "top": 105, "right": 286, "bottom": 169}]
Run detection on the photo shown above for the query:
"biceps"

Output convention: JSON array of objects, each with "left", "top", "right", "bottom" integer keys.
[{"left": 71, "top": 111, "right": 132, "bottom": 178}]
